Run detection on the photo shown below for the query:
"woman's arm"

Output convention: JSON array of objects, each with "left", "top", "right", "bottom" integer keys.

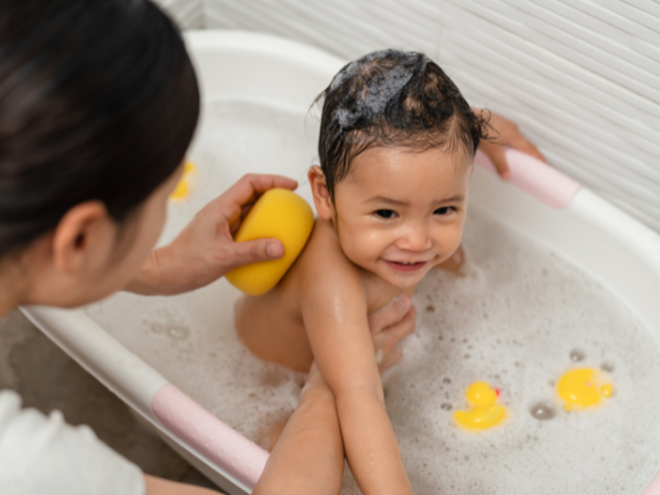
[
  {"left": 144, "top": 476, "right": 220, "bottom": 495},
  {"left": 143, "top": 370, "right": 341, "bottom": 495},
  {"left": 252, "top": 363, "right": 343, "bottom": 495}
]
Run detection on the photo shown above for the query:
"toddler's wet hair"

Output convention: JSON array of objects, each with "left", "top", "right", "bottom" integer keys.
[{"left": 316, "top": 49, "right": 488, "bottom": 199}]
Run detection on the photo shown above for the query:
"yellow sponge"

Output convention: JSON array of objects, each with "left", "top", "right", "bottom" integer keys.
[{"left": 225, "top": 188, "right": 314, "bottom": 296}]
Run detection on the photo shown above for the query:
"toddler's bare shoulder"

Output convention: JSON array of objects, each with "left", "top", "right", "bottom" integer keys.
[{"left": 294, "top": 219, "right": 363, "bottom": 290}]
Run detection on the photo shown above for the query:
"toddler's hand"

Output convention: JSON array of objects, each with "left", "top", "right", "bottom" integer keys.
[
  {"left": 127, "top": 174, "right": 297, "bottom": 295},
  {"left": 477, "top": 111, "right": 546, "bottom": 179},
  {"left": 439, "top": 245, "right": 465, "bottom": 274},
  {"left": 368, "top": 296, "right": 417, "bottom": 372}
]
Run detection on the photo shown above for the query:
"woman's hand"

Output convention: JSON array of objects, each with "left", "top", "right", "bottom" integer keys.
[
  {"left": 127, "top": 174, "right": 297, "bottom": 296},
  {"left": 144, "top": 475, "right": 221, "bottom": 495},
  {"left": 477, "top": 110, "right": 546, "bottom": 178},
  {"left": 368, "top": 295, "right": 417, "bottom": 372}
]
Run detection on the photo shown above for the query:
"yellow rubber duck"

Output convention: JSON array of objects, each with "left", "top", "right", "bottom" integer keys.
[
  {"left": 170, "top": 161, "right": 196, "bottom": 201},
  {"left": 557, "top": 368, "right": 613, "bottom": 411},
  {"left": 454, "top": 382, "right": 506, "bottom": 431}
]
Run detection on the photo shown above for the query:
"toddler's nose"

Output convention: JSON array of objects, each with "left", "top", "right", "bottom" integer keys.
[{"left": 397, "top": 223, "right": 432, "bottom": 252}]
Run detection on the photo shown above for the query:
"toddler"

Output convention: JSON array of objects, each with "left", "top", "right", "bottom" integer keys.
[{"left": 235, "top": 49, "right": 487, "bottom": 494}]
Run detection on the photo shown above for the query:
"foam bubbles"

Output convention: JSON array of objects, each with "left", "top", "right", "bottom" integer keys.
[
  {"left": 530, "top": 402, "right": 556, "bottom": 421},
  {"left": 602, "top": 361, "right": 616, "bottom": 373},
  {"left": 327, "top": 49, "right": 423, "bottom": 131},
  {"left": 570, "top": 349, "right": 587, "bottom": 362}
]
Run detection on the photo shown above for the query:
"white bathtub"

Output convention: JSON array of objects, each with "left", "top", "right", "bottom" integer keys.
[{"left": 21, "top": 30, "right": 660, "bottom": 495}]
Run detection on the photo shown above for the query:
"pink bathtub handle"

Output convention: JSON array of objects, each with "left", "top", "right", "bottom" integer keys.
[
  {"left": 151, "top": 384, "right": 268, "bottom": 488},
  {"left": 474, "top": 148, "right": 581, "bottom": 209},
  {"left": 642, "top": 470, "right": 660, "bottom": 495}
]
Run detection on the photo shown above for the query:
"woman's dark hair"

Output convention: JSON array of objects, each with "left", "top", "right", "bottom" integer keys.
[
  {"left": 316, "top": 49, "right": 487, "bottom": 199},
  {"left": 0, "top": 0, "right": 200, "bottom": 258}
]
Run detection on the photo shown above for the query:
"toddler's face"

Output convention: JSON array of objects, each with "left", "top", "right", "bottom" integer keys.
[{"left": 330, "top": 146, "right": 472, "bottom": 288}]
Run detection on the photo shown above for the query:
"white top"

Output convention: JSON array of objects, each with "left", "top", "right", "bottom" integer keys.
[{"left": 0, "top": 389, "right": 145, "bottom": 495}]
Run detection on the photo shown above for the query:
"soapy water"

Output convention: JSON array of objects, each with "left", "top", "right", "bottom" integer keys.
[
  {"left": 146, "top": 309, "right": 191, "bottom": 341},
  {"left": 82, "top": 100, "right": 660, "bottom": 494}
]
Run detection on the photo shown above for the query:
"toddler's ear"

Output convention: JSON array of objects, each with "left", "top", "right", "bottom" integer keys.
[{"left": 308, "top": 166, "right": 334, "bottom": 220}]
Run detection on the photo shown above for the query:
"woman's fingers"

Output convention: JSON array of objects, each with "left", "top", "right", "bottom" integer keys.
[
  {"left": 478, "top": 110, "right": 547, "bottom": 178},
  {"left": 480, "top": 136, "right": 547, "bottom": 179},
  {"left": 223, "top": 173, "right": 298, "bottom": 211},
  {"left": 226, "top": 238, "right": 286, "bottom": 270},
  {"left": 219, "top": 174, "right": 298, "bottom": 229},
  {"left": 373, "top": 304, "right": 416, "bottom": 355},
  {"left": 378, "top": 348, "right": 403, "bottom": 373},
  {"left": 369, "top": 299, "right": 417, "bottom": 373},
  {"left": 479, "top": 141, "right": 510, "bottom": 179},
  {"left": 367, "top": 295, "right": 411, "bottom": 336},
  {"left": 510, "top": 135, "right": 546, "bottom": 163}
]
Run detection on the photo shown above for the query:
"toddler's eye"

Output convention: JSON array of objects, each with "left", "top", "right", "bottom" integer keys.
[
  {"left": 434, "top": 206, "right": 456, "bottom": 216},
  {"left": 375, "top": 209, "right": 397, "bottom": 219}
]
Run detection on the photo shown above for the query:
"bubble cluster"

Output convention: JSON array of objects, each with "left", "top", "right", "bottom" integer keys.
[
  {"left": 328, "top": 50, "right": 425, "bottom": 131},
  {"left": 570, "top": 349, "right": 586, "bottom": 362},
  {"left": 530, "top": 402, "right": 556, "bottom": 421},
  {"left": 602, "top": 361, "right": 616, "bottom": 373}
]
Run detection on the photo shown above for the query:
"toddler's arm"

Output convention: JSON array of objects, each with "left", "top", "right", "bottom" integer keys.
[{"left": 300, "top": 266, "right": 413, "bottom": 495}]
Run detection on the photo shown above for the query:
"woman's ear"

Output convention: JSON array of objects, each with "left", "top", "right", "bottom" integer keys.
[
  {"left": 51, "top": 201, "right": 115, "bottom": 274},
  {"left": 308, "top": 166, "right": 334, "bottom": 220}
]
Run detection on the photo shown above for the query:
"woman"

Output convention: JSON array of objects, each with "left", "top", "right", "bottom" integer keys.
[
  {"left": 0, "top": 1, "right": 416, "bottom": 493},
  {"left": 0, "top": 0, "right": 542, "bottom": 493}
]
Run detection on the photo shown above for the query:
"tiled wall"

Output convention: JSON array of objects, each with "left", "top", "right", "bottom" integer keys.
[
  {"left": 439, "top": 1, "right": 660, "bottom": 231},
  {"left": 158, "top": 0, "right": 660, "bottom": 233},
  {"left": 155, "top": 0, "right": 204, "bottom": 29}
]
